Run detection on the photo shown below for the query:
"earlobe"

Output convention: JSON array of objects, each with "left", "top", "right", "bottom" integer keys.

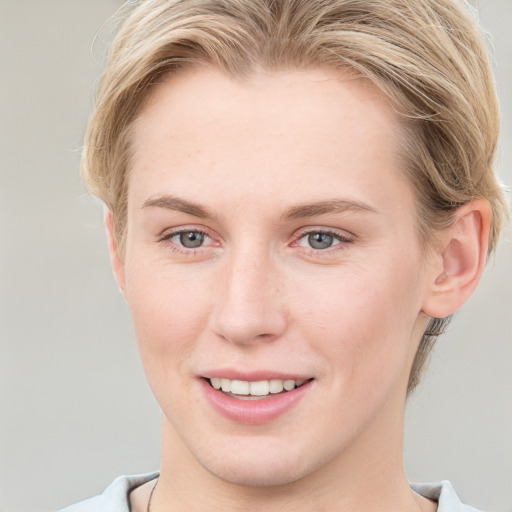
[
  {"left": 105, "top": 209, "right": 127, "bottom": 295},
  {"left": 422, "top": 199, "right": 491, "bottom": 319}
]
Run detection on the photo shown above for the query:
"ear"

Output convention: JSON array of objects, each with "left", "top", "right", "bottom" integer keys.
[
  {"left": 105, "top": 209, "right": 127, "bottom": 295},
  {"left": 421, "top": 199, "right": 491, "bottom": 319}
]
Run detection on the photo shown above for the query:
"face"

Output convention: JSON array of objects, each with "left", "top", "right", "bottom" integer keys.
[{"left": 117, "top": 67, "right": 434, "bottom": 487}]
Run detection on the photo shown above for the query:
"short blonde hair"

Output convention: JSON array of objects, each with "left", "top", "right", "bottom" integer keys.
[{"left": 82, "top": 0, "right": 509, "bottom": 392}]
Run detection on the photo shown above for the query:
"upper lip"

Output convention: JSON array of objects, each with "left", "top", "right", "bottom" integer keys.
[{"left": 201, "top": 369, "right": 313, "bottom": 381}]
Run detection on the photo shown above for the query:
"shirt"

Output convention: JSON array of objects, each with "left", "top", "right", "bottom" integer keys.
[{"left": 57, "top": 472, "right": 482, "bottom": 512}]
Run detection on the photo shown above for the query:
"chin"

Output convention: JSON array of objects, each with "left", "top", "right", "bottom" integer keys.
[
  {"left": 204, "top": 459, "right": 307, "bottom": 488},
  {"left": 194, "top": 439, "right": 329, "bottom": 488}
]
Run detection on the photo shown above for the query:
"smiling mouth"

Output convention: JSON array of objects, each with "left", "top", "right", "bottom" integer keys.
[{"left": 206, "top": 377, "right": 310, "bottom": 400}]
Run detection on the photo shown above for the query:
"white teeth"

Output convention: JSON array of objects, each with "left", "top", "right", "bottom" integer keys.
[
  {"left": 220, "top": 378, "right": 232, "bottom": 392},
  {"left": 231, "top": 380, "right": 249, "bottom": 395},
  {"left": 249, "top": 380, "right": 270, "bottom": 396},
  {"left": 209, "top": 377, "right": 307, "bottom": 396},
  {"left": 283, "top": 380, "right": 295, "bottom": 391},
  {"left": 269, "top": 379, "right": 284, "bottom": 394}
]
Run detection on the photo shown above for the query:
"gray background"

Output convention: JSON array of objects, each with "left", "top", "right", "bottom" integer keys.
[{"left": 0, "top": 1, "right": 510, "bottom": 511}]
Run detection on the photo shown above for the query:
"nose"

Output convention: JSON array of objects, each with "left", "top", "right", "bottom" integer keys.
[{"left": 209, "top": 248, "right": 287, "bottom": 346}]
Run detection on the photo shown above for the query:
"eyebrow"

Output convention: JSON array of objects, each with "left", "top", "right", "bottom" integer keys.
[
  {"left": 141, "top": 195, "right": 215, "bottom": 219},
  {"left": 282, "top": 199, "right": 378, "bottom": 220},
  {"left": 141, "top": 195, "right": 377, "bottom": 221}
]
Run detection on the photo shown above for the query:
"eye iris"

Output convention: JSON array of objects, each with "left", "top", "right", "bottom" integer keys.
[
  {"left": 308, "top": 232, "right": 334, "bottom": 249},
  {"left": 179, "top": 231, "right": 205, "bottom": 248}
]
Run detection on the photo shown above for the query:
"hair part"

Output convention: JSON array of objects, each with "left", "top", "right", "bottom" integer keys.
[{"left": 82, "top": 0, "right": 509, "bottom": 392}]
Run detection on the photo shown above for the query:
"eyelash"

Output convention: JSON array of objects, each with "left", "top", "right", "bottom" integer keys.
[
  {"left": 158, "top": 227, "right": 217, "bottom": 255},
  {"left": 157, "top": 227, "right": 354, "bottom": 256},
  {"left": 292, "top": 229, "right": 354, "bottom": 255}
]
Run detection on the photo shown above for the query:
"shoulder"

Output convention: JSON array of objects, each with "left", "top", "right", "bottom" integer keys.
[
  {"left": 58, "top": 475, "right": 480, "bottom": 512},
  {"left": 57, "top": 472, "right": 159, "bottom": 512},
  {"left": 411, "top": 481, "right": 482, "bottom": 512}
]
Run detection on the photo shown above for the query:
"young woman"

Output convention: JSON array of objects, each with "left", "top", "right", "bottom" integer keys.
[{"left": 60, "top": 1, "right": 508, "bottom": 511}]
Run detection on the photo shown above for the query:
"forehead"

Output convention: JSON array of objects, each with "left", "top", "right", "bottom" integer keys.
[{"left": 128, "top": 67, "right": 412, "bottom": 216}]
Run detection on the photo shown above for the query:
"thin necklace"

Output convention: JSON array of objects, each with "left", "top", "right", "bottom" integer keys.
[{"left": 146, "top": 477, "right": 159, "bottom": 512}]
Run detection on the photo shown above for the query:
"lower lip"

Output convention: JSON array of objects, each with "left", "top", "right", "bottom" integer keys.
[{"left": 200, "top": 379, "right": 313, "bottom": 425}]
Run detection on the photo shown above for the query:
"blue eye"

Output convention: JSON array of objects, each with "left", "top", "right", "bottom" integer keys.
[
  {"left": 296, "top": 230, "right": 349, "bottom": 251},
  {"left": 307, "top": 232, "right": 336, "bottom": 249},
  {"left": 171, "top": 231, "right": 208, "bottom": 248}
]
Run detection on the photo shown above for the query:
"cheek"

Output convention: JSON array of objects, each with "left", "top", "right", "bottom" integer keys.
[
  {"left": 124, "top": 256, "right": 211, "bottom": 371},
  {"left": 291, "top": 256, "right": 423, "bottom": 386}
]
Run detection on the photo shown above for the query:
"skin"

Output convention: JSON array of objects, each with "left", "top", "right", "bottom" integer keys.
[{"left": 107, "top": 67, "right": 490, "bottom": 512}]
